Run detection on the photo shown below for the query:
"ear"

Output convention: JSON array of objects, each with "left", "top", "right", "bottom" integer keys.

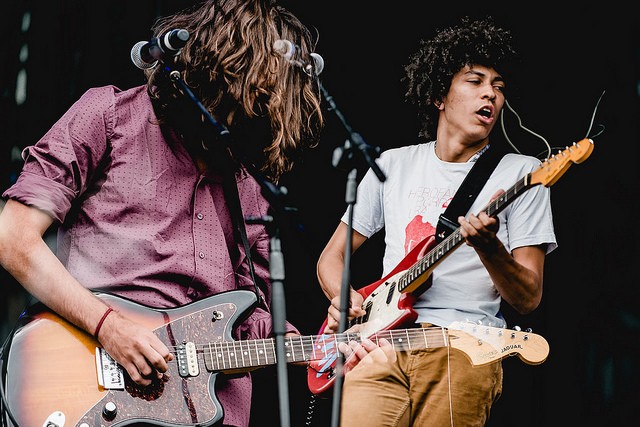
[{"left": 434, "top": 100, "right": 444, "bottom": 110}]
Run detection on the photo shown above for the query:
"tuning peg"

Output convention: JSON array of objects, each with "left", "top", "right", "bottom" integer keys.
[{"left": 510, "top": 325, "right": 521, "bottom": 339}]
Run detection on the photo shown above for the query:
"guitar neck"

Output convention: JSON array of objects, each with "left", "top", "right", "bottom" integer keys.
[
  {"left": 397, "top": 174, "right": 534, "bottom": 293},
  {"left": 202, "top": 327, "right": 449, "bottom": 372}
]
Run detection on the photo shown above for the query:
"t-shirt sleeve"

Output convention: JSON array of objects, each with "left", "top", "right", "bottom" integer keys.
[
  {"left": 340, "top": 153, "right": 388, "bottom": 238},
  {"left": 505, "top": 158, "right": 558, "bottom": 255}
]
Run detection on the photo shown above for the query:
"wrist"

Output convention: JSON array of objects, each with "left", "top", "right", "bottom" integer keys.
[{"left": 94, "top": 306, "right": 114, "bottom": 339}]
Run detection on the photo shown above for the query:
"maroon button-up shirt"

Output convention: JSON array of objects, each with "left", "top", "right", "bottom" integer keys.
[{"left": 3, "top": 84, "right": 298, "bottom": 427}]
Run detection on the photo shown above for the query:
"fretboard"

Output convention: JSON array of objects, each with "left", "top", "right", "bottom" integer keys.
[
  {"left": 202, "top": 327, "right": 450, "bottom": 372},
  {"left": 397, "top": 173, "right": 533, "bottom": 293}
]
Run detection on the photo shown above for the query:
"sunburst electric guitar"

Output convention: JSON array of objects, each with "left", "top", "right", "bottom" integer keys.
[
  {"left": 2, "top": 289, "right": 548, "bottom": 427},
  {"left": 308, "top": 138, "right": 594, "bottom": 395}
]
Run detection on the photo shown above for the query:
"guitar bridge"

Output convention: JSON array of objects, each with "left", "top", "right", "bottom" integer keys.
[{"left": 95, "top": 347, "right": 125, "bottom": 389}]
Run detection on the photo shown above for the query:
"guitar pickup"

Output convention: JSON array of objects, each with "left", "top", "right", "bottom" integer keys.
[
  {"left": 95, "top": 347, "right": 125, "bottom": 390},
  {"left": 385, "top": 281, "right": 396, "bottom": 304},
  {"left": 362, "top": 300, "right": 373, "bottom": 323},
  {"left": 177, "top": 341, "right": 199, "bottom": 377}
]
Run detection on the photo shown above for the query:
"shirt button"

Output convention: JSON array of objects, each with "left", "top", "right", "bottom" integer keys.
[
  {"left": 197, "top": 213, "right": 204, "bottom": 220},
  {"left": 199, "top": 251, "right": 205, "bottom": 259}
]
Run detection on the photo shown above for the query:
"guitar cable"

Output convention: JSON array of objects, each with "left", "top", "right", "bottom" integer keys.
[
  {"left": 500, "top": 89, "right": 606, "bottom": 161},
  {"left": 304, "top": 392, "right": 317, "bottom": 426},
  {"left": 446, "top": 344, "right": 454, "bottom": 427}
]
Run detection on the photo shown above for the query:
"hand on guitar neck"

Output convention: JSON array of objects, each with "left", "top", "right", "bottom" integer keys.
[
  {"left": 339, "top": 337, "right": 397, "bottom": 375},
  {"left": 324, "top": 288, "right": 366, "bottom": 334}
]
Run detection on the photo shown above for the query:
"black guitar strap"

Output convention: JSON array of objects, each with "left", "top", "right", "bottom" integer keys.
[
  {"left": 221, "top": 158, "right": 263, "bottom": 304},
  {"left": 435, "top": 144, "right": 505, "bottom": 242}
]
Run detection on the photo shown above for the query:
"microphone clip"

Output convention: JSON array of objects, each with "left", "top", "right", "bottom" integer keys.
[
  {"left": 273, "top": 39, "right": 324, "bottom": 77},
  {"left": 131, "top": 29, "right": 190, "bottom": 70}
]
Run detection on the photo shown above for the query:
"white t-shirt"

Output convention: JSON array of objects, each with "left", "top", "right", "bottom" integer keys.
[{"left": 342, "top": 141, "right": 557, "bottom": 328}]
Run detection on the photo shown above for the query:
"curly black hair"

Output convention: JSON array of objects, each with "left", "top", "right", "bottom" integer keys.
[{"left": 403, "top": 16, "right": 519, "bottom": 141}]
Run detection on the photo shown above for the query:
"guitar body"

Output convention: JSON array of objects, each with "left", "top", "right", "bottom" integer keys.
[
  {"left": 308, "top": 235, "right": 436, "bottom": 395},
  {"left": 355, "top": 234, "right": 437, "bottom": 335},
  {"left": 3, "top": 289, "right": 258, "bottom": 427}
]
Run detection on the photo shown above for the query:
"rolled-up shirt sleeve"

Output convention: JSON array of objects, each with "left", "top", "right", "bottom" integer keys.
[{"left": 3, "top": 86, "right": 114, "bottom": 223}]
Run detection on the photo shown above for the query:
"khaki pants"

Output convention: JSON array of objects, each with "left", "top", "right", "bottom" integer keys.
[{"left": 340, "top": 344, "right": 503, "bottom": 426}]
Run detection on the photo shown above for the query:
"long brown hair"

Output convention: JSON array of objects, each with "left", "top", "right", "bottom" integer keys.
[{"left": 145, "top": 0, "right": 324, "bottom": 182}]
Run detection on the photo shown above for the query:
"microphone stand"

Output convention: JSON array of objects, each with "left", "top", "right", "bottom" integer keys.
[
  {"left": 320, "top": 83, "right": 386, "bottom": 183},
  {"left": 164, "top": 64, "right": 293, "bottom": 427},
  {"left": 318, "top": 80, "right": 385, "bottom": 427}
]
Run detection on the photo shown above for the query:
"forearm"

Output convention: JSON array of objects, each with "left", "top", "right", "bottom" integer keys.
[
  {"left": 317, "top": 222, "right": 368, "bottom": 302},
  {"left": 2, "top": 236, "right": 109, "bottom": 334},
  {"left": 0, "top": 201, "right": 109, "bottom": 336},
  {"left": 477, "top": 244, "right": 544, "bottom": 314},
  {"left": 1, "top": 222, "right": 173, "bottom": 385},
  {"left": 317, "top": 250, "right": 347, "bottom": 301},
  {"left": 458, "top": 211, "right": 545, "bottom": 315}
]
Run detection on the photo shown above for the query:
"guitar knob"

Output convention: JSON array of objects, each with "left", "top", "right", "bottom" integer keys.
[
  {"left": 102, "top": 401, "right": 117, "bottom": 421},
  {"left": 326, "top": 368, "right": 335, "bottom": 380}
]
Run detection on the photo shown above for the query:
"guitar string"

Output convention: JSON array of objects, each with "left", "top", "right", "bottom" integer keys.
[
  {"left": 160, "top": 327, "right": 451, "bottom": 352},
  {"left": 152, "top": 325, "right": 525, "bottom": 372},
  {"left": 192, "top": 328, "right": 453, "bottom": 372},
  {"left": 157, "top": 325, "right": 520, "bottom": 353},
  {"left": 156, "top": 327, "right": 454, "bottom": 368}
]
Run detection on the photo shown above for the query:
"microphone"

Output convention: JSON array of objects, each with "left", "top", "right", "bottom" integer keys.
[
  {"left": 273, "top": 39, "right": 324, "bottom": 76},
  {"left": 131, "top": 29, "right": 190, "bottom": 69}
]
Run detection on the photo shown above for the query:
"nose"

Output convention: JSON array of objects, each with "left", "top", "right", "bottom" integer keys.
[{"left": 482, "top": 84, "right": 498, "bottom": 101}]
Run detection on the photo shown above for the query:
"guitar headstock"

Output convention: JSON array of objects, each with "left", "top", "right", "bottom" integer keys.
[
  {"left": 447, "top": 321, "right": 549, "bottom": 366},
  {"left": 530, "top": 138, "right": 594, "bottom": 187}
]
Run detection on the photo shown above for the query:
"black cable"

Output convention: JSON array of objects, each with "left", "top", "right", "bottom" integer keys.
[{"left": 304, "top": 392, "right": 317, "bottom": 426}]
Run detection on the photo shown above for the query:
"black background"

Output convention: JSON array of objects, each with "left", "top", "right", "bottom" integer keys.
[{"left": 1, "top": 1, "right": 638, "bottom": 426}]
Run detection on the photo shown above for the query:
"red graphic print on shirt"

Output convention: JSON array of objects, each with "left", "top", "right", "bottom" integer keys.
[{"left": 404, "top": 215, "right": 436, "bottom": 254}]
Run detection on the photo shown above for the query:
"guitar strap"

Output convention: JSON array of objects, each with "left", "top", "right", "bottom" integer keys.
[
  {"left": 435, "top": 144, "right": 506, "bottom": 242},
  {"left": 221, "top": 156, "right": 263, "bottom": 304}
]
